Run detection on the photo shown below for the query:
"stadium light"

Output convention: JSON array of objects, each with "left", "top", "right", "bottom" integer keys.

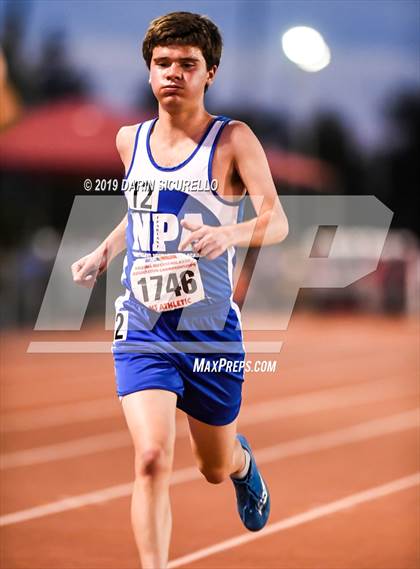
[{"left": 282, "top": 26, "right": 331, "bottom": 72}]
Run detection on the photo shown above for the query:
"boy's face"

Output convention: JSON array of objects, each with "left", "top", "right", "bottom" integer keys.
[{"left": 149, "top": 44, "right": 216, "bottom": 107}]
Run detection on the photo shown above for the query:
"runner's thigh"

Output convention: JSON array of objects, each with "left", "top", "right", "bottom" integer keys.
[{"left": 122, "top": 389, "right": 178, "bottom": 457}]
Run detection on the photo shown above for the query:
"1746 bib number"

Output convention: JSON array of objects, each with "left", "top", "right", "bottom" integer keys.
[{"left": 130, "top": 254, "right": 204, "bottom": 312}]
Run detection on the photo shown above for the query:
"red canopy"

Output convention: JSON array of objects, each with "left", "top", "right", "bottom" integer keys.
[
  {"left": 265, "top": 147, "right": 335, "bottom": 190},
  {"left": 0, "top": 99, "right": 150, "bottom": 174}
]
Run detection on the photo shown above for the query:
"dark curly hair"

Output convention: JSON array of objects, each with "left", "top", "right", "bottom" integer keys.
[{"left": 142, "top": 11, "right": 223, "bottom": 71}]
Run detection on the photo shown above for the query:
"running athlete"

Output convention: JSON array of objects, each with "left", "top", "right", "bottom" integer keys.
[{"left": 72, "top": 12, "right": 288, "bottom": 569}]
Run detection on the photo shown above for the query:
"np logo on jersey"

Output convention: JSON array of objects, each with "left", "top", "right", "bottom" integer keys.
[{"left": 131, "top": 210, "right": 204, "bottom": 254}]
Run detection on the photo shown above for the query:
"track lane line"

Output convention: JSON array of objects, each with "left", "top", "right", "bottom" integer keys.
[
  {"left": 1, "top": 376, "right": 417, "bottom": 468},
  {"left": 2, "top": 351, "right": 410, "bottom": 432},
  {"left": 1, "top": 408, "right": 418, "bottom": 526},
  {"left": 167, "top": 473, "right": 420, "bottom": 568}
]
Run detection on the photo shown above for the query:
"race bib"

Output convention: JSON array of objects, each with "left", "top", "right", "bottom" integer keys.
[{"left": 130, "top": 254, "right": 205, "bottom": 312}]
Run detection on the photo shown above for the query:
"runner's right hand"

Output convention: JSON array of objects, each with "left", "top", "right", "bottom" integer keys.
[{"left": 71, "top": 246, "right": 107, "bottom": 289}]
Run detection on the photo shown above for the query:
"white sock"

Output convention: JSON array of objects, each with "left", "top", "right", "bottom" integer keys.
[{"left": 232, "top": 448, "right": 251, "bottom": 480}]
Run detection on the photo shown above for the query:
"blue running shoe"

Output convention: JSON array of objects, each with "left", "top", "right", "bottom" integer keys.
[{"left": 230, "top": 434, "right": 270, "bottom": 531}]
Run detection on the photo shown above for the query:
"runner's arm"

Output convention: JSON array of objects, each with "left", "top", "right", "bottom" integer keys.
[
  {"left": 226, "top": 121, "right": 288, "bottom": 247},
  {"left": 71, "top": 125, "right": 137, "bottom": 287}
]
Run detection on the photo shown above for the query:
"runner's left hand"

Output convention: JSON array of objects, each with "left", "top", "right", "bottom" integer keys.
[{"left": 179, "top": 219, "right": 234, "bottom": 260}]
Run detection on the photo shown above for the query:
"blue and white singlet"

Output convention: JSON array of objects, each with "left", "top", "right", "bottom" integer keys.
[{"left": 120, "top": 115, "right": 245, "bottom": 315}]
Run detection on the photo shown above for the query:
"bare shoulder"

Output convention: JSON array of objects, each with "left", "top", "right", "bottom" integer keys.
[
  {"left": 222, "top": 120, "right": 254, "bottom": 136},
  {"left": 116, "top": 123, "right": 140, "bottom": 157},
  {"left": 218, "top": 120, "right": 260, "bottom": 153},
  {"left": 116, "top": 123, "right": 140, "bottom": 171}
]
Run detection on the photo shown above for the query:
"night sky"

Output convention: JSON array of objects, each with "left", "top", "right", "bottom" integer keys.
[{"left": 1, "top": 0, "right": 419, "bottom": 148}]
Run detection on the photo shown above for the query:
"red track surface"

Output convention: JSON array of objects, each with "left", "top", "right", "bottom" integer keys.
[{"left": 0, "top": 312, "right": 419, "bottom": 568}]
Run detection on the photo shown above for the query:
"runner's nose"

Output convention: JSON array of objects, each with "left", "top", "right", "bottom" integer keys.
[{"left": 165, "top": 63, "right": 182, "bottom": 81}]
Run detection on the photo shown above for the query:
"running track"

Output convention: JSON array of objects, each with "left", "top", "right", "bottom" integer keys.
[{"left": 0, "top": 312, "right": 418, "bottom": 568}]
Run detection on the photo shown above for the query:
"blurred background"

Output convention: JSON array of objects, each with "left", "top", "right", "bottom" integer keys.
[
  {"left": 1, "top": 4, "right": 419, "bottom": 568},
  {"left": 0, "top": 0, "right": 419, "bottom": 325}
]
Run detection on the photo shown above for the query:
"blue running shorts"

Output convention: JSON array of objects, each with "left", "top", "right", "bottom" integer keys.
[{"left": 112, "top": 294, "right": 246, "bottom": 426}]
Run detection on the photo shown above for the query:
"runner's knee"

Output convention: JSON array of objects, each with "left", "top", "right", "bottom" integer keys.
[{"left": 135, "top": 446, "right": 171, "bottom": 478}]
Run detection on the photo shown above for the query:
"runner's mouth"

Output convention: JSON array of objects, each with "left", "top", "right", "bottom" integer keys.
[{"left": 161, "top": 85, "right": 183, "bottom": 92}]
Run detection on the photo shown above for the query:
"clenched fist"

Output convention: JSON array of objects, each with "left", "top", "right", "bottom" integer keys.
[{"left": 71, "top": 246, "right": 108, "bottom": 288}]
